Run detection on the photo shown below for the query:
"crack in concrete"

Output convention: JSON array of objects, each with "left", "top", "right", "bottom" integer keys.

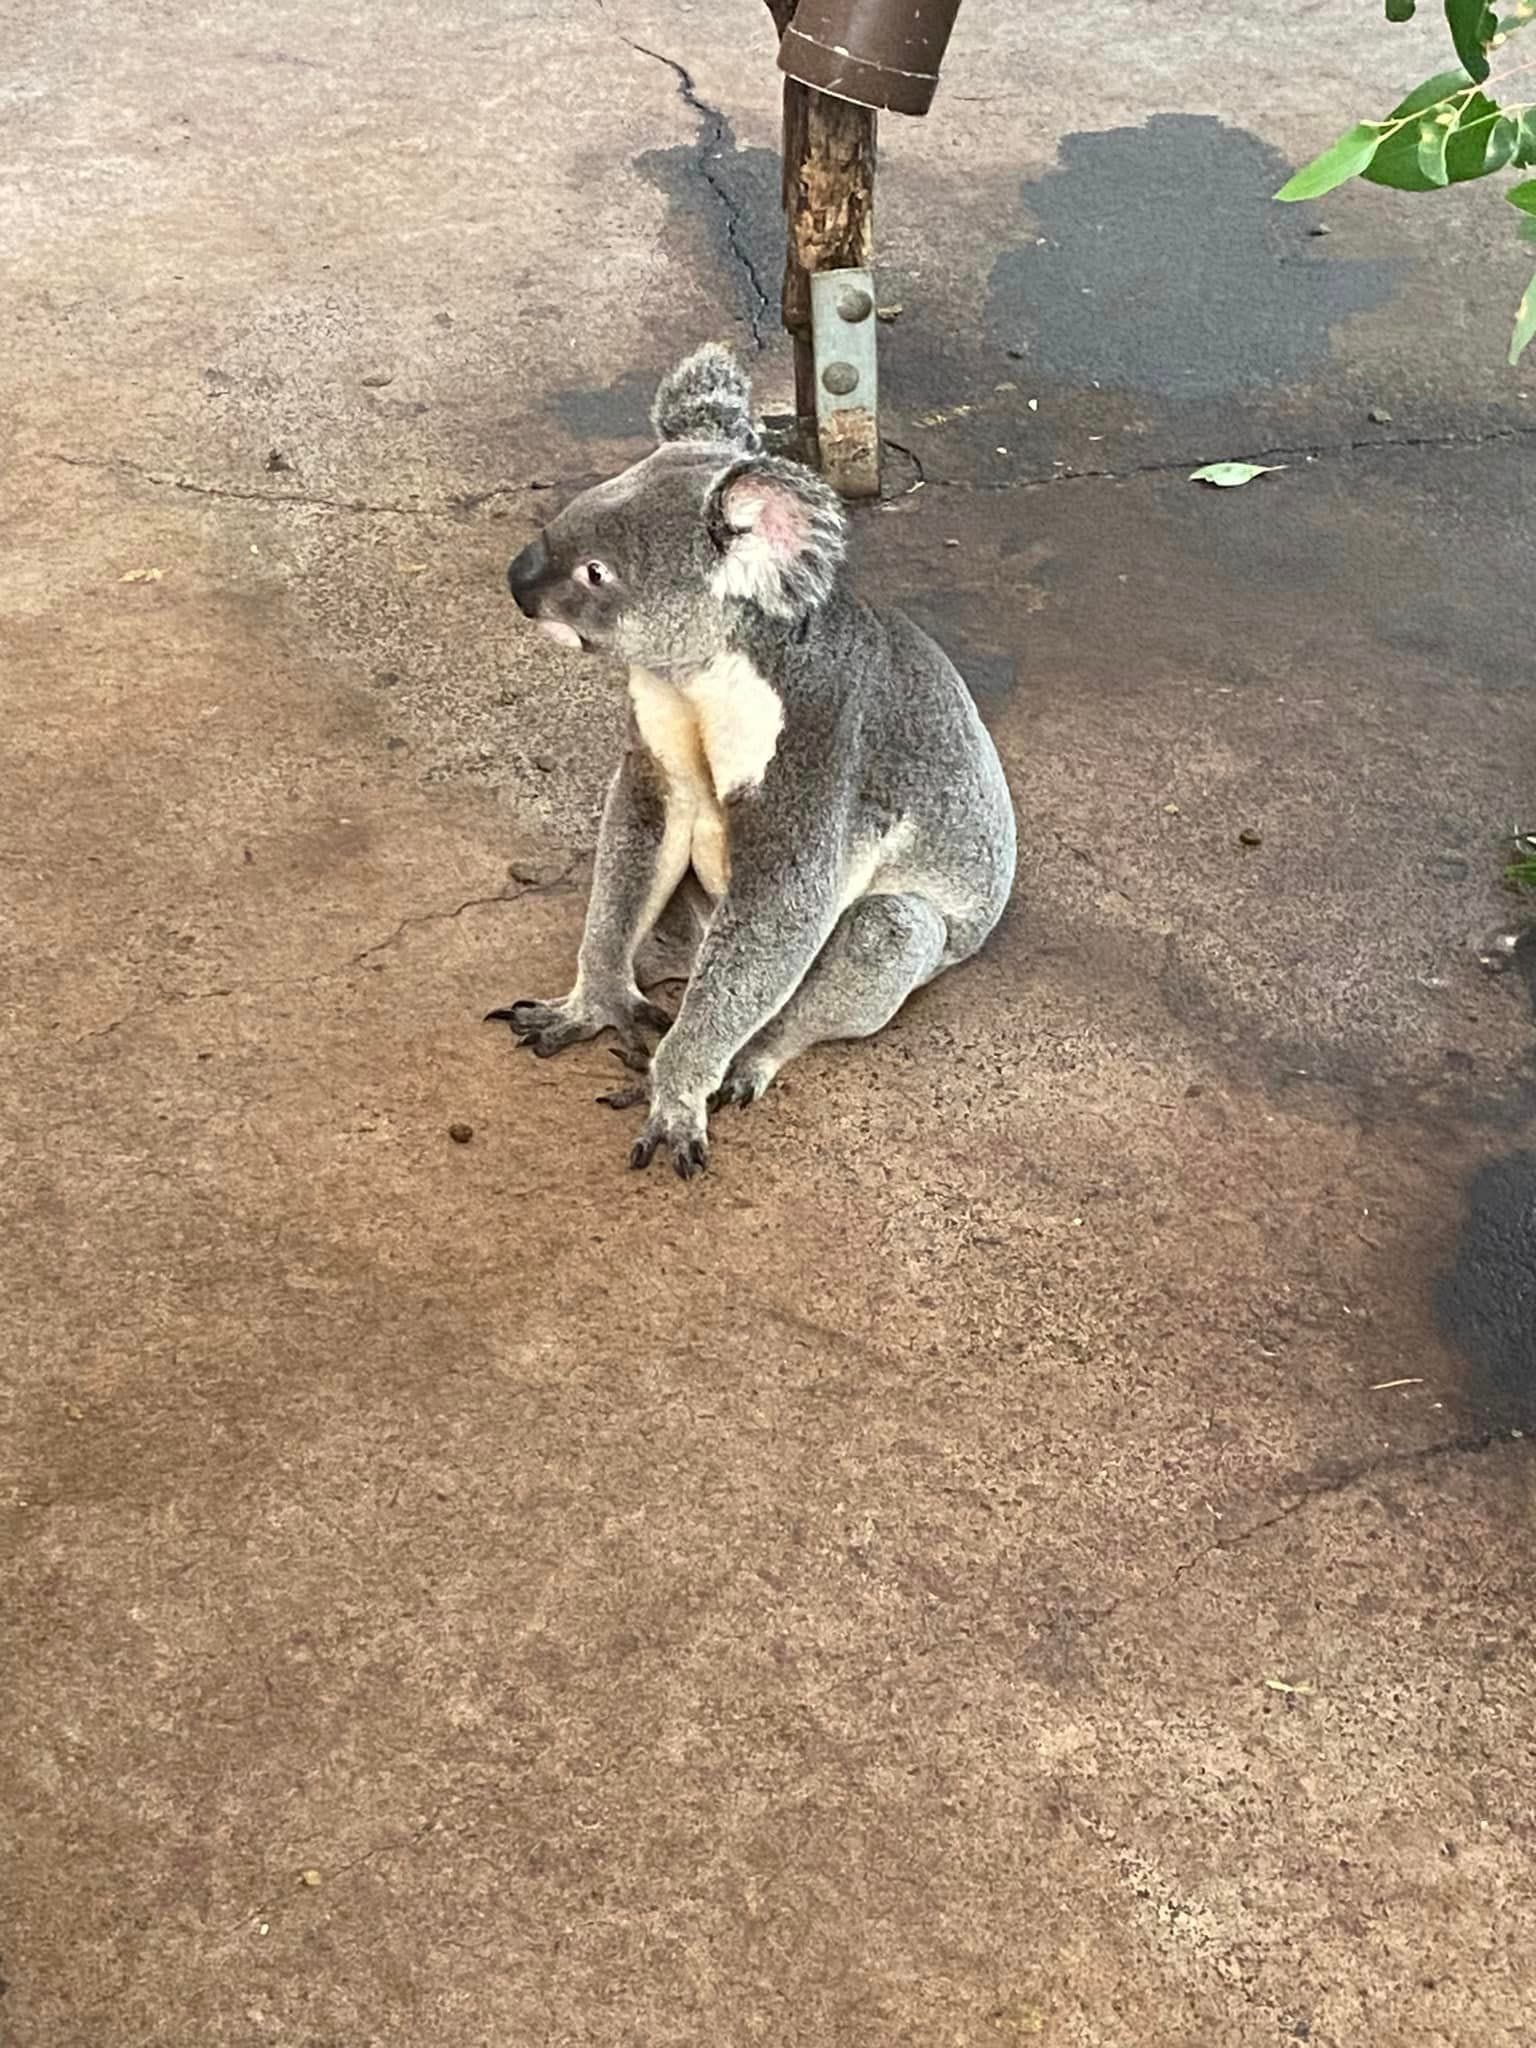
[
  {"left": 1071, "top": 1426, "right": 1531, "bottom": 1638},
  {"left": 349, "top": 861, "right": 580, "bottom": 967},
  {"left": 49, "top": 451, "right": 541, "bottom": 519},
  {"left": 320, "top": 1810, "right": 446, "bottom": 1884},
  {"left": 59, "top": 417, "right": 1531, "bottom": 530},
  {"left": 1187, "top": 1427, "right": 1530, "bottom": 1566},
  {"left": 73, "top": 864, "right": 582, "bottom": 1045},
  {"left": 231, "top": 1811, "right": 449, "bottom": 1935},
  {"left": 914, "top": 421, "right": 1536, "bottom": 495},
  {"left": 1049, "top": 827, "right": 1135, "bottom": 907},
  {"left": 880, "top": 436, "right": 928, "bottom": 494},
  {"left": 619, "top": 39, "right": 775, "bottom": 351}
]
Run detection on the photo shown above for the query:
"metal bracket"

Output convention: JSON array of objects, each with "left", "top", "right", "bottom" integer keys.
[{"left": 809, "top": 266, "right": 880, "bottom": 499}]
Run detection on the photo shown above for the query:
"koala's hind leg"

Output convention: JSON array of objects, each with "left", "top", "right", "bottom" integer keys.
[{"left": 712, "top": 893, "right": 947, "bottom": 1108}]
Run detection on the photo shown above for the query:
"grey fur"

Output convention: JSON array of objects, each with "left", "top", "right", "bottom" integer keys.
[
  {"left": 496, "top": 346, "right": 1017, "bottom": 1177},
  {"left": 651, "top": 342, "right": 758, "bottom": 450}
]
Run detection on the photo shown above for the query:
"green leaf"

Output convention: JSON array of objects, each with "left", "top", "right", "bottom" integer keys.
[
  {"left": 1365, "top": 80, "right": 1508, "bottom": 188},
  {"left": 1510, "top": 268, "right": 1536, "bottom": 363},
  {"left": 1387, "top": 67, "right": 1477, "bottom": 113},
  {"left": 1516, "top": 109, "right": 1536, "bottom": 167},
  {"left": 1275, "top": 124, "right": 1388, "bottom": 201},
  {"left": 1417, "top": 115, "right": 1453, "bottom": 184},
  {"left": 1361, "top": 71, "right": 1470, "bottom": 188},
  {"left": 1488, "top": 114, "right": 1521, "bottom": 173},
  {"left": 1188, "top": 462, "right": 1287, "bottom": 487},
  {"left": 1387, "top": 0, "right": 1416, "bottom": 17},
  {"left": 1446, "top": 0, "right": 1498, "bottom": 81},
  {"left": 1509, "top": 183, "right": 1536, "bottom": 256}
]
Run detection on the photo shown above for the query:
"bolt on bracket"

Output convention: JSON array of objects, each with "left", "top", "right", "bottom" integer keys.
[{"left": 809, "top": 266, "right": 880, "bottom": 499}]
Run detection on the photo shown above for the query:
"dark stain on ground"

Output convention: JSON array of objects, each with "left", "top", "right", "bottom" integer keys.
[
  {"left": 550, "top": 371, "right": 656, "bottom": 442},
  {"left": 896, "top": 595, "right": 1017, "bottom": 698},
  {"left": 636, "top": 126, "right": 782, "bottom": 347},
  {"left": 987, "top": 115, "right": 1398, "bottom": 400},
  {"left": 1435, "top": 1151, "right": 1536, "bottom": 1428},
  {"left": 1517, "top": 927, "right": 1536, "bottom": 1017},
  {"left": 1377, "top": 589, "right": 1536, "bottom": 694}
]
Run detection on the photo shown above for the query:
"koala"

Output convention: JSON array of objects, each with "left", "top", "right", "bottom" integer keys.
[{"left": 490, "top": 344, "right": 1016, "bottom": 1177}]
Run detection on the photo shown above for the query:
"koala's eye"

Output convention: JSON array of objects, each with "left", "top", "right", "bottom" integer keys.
[{"left": 573, "top": 560, "right": 611, "bottom": 589}]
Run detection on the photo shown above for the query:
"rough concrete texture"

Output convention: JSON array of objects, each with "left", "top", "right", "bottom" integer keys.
[{"left": 4, "top": 0, "right": 1535, "bottom": 2040}]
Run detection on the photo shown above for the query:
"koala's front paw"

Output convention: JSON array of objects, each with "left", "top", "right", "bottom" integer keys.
[
  {"left": 628, "top": 1093, "right": 709, "bottom": 1180},
  {"left": 485, "top": 990, "right": 671, "bottom": 1062}
]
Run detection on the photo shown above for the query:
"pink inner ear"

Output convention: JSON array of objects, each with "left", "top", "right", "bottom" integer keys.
[{"left": 726, "top": 478, "right": 804, "bottom": 559}]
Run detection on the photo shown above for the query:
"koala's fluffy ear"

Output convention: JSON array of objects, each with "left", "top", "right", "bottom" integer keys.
[
  {"left": 707, "top": 455, "right": 848, "bottom": 619},
  {"left": 652, "top": 344, "right": 758, "bottom": 449}
]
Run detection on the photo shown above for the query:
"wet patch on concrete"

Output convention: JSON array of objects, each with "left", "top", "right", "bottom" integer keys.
[
  {"left": 1376, "top": 588, "right": 1536, "bottom": 695},
  {"left": 864, "top": 117, "right": 1479, "bottom": 490},
  {"left": 1516, "top": 927, "right": 1536, "bottom": 1017},
  {"left": 1435, "top": 1151, "right": 1536, "bottom": 1428},
  {"left": 987, "top": 115, "right": 1398, "bottom": 401},
  {"left": 550, "top": 370, "right": 656, "bottom": 442},
  {"left": 896, "top": 594, "right": 1018, "bottom": 698},
  {"left": 636, "top": 124, "right": 782, "bottom": 348}
]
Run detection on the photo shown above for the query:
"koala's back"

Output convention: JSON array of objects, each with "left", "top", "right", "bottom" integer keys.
[{"left": 771, "top": 591, "right": 1017, "bottom": 960}]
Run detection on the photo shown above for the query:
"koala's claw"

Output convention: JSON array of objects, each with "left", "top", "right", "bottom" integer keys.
[
  {"left": 629, "top": 1105, "right": 709, "bottom": 1179},
  {"left": 484, "top": 999, "right": 569, "bottom": 1053},
  {"left": 709, "top": 1063, "right": 771, "bottom": 1113},
  {"left": 598, "top": 1050, "right": 649, "bottom": 1112},
  {"left": 599, "top": 1083, "right": 649, "bottom": 1111},
  {"left": 484, "top": 1001, "right": 584, "bottom": 1059},
  {"left": 485, "top": 994, "right": 669, "bottom": 1064}
]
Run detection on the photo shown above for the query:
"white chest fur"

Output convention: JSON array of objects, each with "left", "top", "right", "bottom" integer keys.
[{"left": 628, "top": 653, "right": 784, "bottom": 898}]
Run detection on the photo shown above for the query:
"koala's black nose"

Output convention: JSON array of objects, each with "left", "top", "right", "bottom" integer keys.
[{"left": 506, "top": 534, "right": 549, "bottom": 613}]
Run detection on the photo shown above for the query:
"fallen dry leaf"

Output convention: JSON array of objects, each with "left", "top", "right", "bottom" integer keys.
[
  {"left": 1188, "top": 462, "right": 1286, "bottom": 489},
  {"left": 119, "top": 568, "right": 164, "bottom": 583}
]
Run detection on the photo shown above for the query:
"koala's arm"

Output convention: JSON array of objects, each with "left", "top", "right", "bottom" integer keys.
[
  {"left": 647, "top": 795, "right": 846, "bottom": 1105},
  {"left": 492, "top": 730, "right": 687, "bottom": 1058},
  {"left": 575, "top": 734, "right": 689, "bottom": 1001}
]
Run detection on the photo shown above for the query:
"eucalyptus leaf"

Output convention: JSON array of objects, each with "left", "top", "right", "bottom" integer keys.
[
  {"left": 1417, "top": 115, "right": 1453, "bottom": 183},
  {"left": 1488, "top": 114, "right": 1521, "bottom": 174},
  {"left": 1510, "top": 269, "right": 1536, "bottom": 363},
  {"left": 1517, "top": 109, "right": 1536, "bottom": 167},
  {"left": 1384, "top": 66, "right": 1476, "bottom": 112},
  {"left": 1365, "top": 83, "right": 1507, "bottom": 187},
  {"left": 1445, "top": 0, "right": 1498, "bottom": 81},
  {"left": 1509, "top": 176, "right": 1536, "bottom": 211},
  {"left": 1275, "top": 123, "right": 1388, "bottom": 201},
  {"left": 1361, "top": 70, "right": 1471, "bottom": 188},
  {"left": 1188, "top": 463, "right": 1288, "bottom": 487}
]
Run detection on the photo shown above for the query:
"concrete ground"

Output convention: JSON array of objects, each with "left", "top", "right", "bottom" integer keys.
[{"left": 4, "top": 0, "right": 1535, "bottom": 2040}]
